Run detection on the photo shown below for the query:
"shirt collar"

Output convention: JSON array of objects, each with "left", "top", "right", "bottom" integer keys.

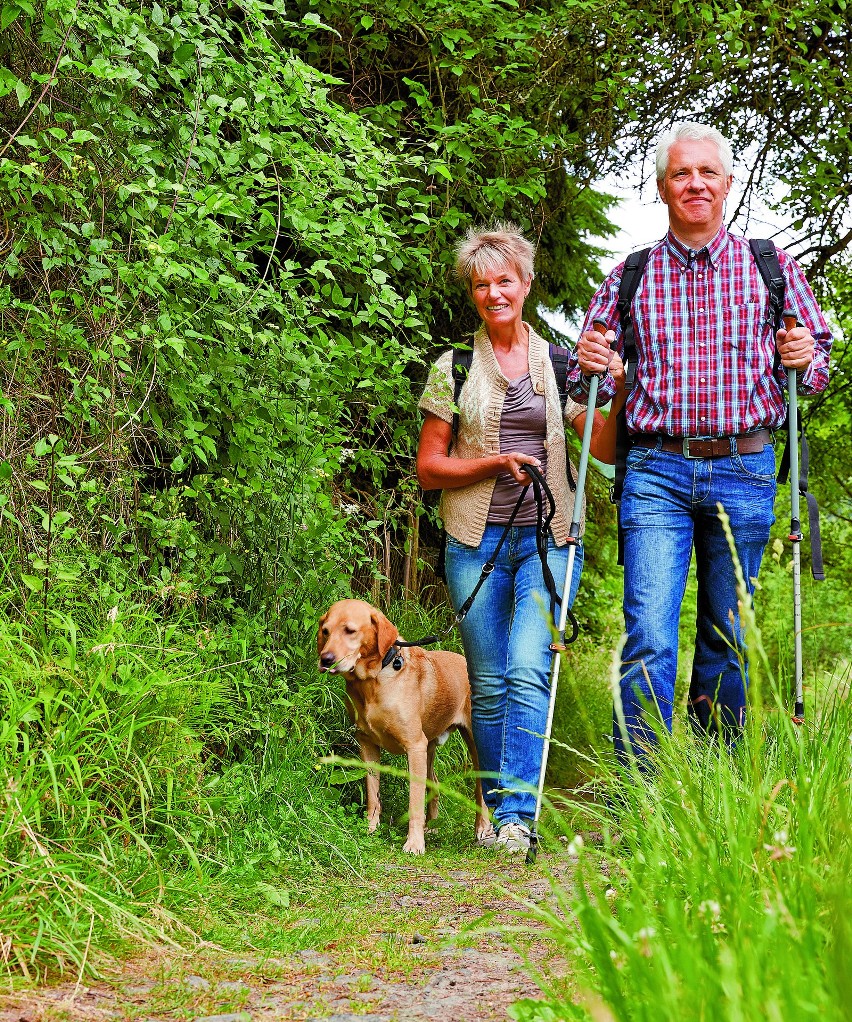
[{"left": 664, "top": 224, "right": 728, "bottom": 269}]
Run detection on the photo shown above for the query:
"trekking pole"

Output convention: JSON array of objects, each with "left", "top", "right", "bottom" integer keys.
[
  {"left": 784, "top": 312, "right": 805, "bottom": 725},
  {"left": 527, "top": 325, "right": 612, "bottom": 865}
]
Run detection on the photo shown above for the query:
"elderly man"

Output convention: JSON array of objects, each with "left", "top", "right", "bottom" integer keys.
[{"left": 567, "top": 122, "right": 833, "bottom": 763}]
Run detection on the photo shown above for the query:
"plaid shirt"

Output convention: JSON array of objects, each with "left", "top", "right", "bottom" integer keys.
[{"left": 566, "top": 226, "right": 833, "bottom": 437}]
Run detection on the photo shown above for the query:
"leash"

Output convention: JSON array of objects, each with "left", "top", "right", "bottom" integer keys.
[{"left": 381, "top": 465, "right": 579, "bottom": 669}]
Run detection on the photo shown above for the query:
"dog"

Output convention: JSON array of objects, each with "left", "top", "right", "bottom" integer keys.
[{"left": 317, "top": 598, "right": 490, "bottom": 854}]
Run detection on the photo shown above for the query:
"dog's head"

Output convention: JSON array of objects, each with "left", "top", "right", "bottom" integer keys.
[{"left": 317, "top": 599, "right": 399, "bottom": 679}]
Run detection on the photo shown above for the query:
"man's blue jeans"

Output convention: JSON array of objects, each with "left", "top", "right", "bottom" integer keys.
[
  {"left": 615, "top": 440, "right": 776, "bottom": 763},
  {"left": 445, "top": 525, "right": 583, "bottom": 828}
]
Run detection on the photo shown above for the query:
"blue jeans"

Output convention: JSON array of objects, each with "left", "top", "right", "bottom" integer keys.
[
  {"left": 445, "top": 525, "right": 583, "bottom": 828},
  {"left": 615, "top": 440, "right": 776, "bottom": 764}
]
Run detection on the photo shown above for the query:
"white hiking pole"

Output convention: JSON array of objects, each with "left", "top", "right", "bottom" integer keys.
[
  {"left": 526, "top": 329, "right": 610, "bottom": 865},
  {"left": 784, "top": 312, "right": 805, "bottom": 725}
]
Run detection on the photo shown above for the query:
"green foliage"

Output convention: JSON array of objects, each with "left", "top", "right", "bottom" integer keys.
[
  {"left": 0, "top": 0, "right": 433, "bottom": 637},
  {"left": 285, "top": 0, "right": 621, "bottom": 345}
]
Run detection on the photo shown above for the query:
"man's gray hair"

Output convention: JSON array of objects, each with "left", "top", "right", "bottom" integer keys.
[
  {"left": 655, "top": 122, "right": 733, "bottom": 180},
  {"left": 454, "top": 221, "right": 535, "bottom": 286}
]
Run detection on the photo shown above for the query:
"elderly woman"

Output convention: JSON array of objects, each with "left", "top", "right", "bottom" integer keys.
[{"left": 417, "top": 223, "right": 625, "bottom": 853}]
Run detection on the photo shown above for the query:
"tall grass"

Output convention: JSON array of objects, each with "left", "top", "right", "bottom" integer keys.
[
  {"left": 0, "top": 597, "right": 376, "bottom": 980},
  {"left": 513, "top": 513, "right": 852, "bottom": 1022}
]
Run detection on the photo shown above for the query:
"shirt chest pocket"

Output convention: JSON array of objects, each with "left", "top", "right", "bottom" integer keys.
[{"left": 724, "top": 305, "right": 773, "bottom": 418}]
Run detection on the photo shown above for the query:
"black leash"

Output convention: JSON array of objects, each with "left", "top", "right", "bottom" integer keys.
[{"left": 381, "top": 465, "right": 578, "bottom": 669}]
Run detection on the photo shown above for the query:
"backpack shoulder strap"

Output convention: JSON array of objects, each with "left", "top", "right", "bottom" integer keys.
[
  {"left": 616, "top": 247, "right": 652, "bottom": 385},
  {"left": 450, "top": 346, "right": 473, "bottom": 445},
  {"left": 749, "top": 238, "right": 785, "bottom": 333},
  {"left": 547, "top": 342, "right": 576, "bottom": 492},
  {"left": 548, "top": 342, "right": 569, "bottom": 413}
]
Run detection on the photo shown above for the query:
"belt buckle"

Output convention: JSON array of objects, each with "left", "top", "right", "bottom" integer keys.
[{"left": 682, "top": 437, "right": 699, "bottom": 459}]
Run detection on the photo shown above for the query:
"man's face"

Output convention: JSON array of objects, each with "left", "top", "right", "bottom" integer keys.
[{"left": 657, "top": 138, "right": 732, "bottom": 240}]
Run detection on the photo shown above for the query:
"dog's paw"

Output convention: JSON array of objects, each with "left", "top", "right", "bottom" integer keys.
[{"left": 402, "top": 835, "right": 426, "bottom": 855}]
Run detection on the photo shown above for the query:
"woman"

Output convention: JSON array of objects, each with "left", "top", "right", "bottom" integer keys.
[{"left": 417, "top": 223, "right": 625, "bottom": 853}]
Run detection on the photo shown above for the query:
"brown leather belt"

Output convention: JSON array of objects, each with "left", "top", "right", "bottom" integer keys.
[{"left": 632, "top": 428, "right": 772, "bottom": 459}]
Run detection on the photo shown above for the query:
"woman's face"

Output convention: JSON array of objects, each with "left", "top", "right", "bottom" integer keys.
[{"left": 470, "top": 263, "right": 531, "bottom": 332}]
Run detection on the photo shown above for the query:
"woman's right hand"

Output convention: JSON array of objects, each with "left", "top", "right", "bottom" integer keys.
[
  {"left": 417, "top": 414, "right": 541, "bottom": 490},
  {"left": 502, "top": 452, "right": 542, "bottom": 485}
]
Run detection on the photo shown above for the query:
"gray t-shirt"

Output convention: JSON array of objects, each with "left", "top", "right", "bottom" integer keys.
[{"left": 488, "top": 374, "right": 547, "bottom": 525}]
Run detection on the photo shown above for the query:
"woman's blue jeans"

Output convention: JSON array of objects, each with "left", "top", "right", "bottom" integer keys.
[
  {"left": 445, "top": 525, "right": 583, "bottom": 828},
  {"left": 615, "top": 440, "right": 776, "bottom": 764}
]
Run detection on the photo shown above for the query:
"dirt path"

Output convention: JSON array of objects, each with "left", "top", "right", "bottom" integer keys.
[{"left": 0, "top": 859, "right": 576, "bottom": 1022}]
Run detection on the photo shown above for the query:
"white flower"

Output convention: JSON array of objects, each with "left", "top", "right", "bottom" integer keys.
[
  {"left": 566, "top": 834, "right": 584, "bottom": 858},
  {"left": 107, "top": 606, "right": 118, "bottom": 623}
]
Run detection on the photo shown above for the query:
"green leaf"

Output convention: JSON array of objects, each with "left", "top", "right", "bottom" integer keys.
[
  {"left": 174, "top": 42, "right": 196, "bottom": 65},
  {"left": 255, "top": 882, "right": 289, "bottom": 907},
  {"left": 20, "top": 574, "right": 43, "bottom": 592},
  {"left": 1, "top": 6, "right": 21, "bottom": 32}
]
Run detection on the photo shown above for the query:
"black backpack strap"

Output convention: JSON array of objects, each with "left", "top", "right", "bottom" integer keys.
[
  {"left": 436, "top": 346, "right": 474, "bottom": 581},
  {"left": 450, "top": 346, "right": 473, "bottom": 444},
  {"left": 612, "top": 247, "right": 651, "bottom": 565},
  {"left": 548, "top": 342, "right": 576, "bottom": 492},
  {"left": 548, "top": 342, "right": 569, "bottom": 413},
  {"left": 749, "top": 238, "right": 785, "bottom": 335}
]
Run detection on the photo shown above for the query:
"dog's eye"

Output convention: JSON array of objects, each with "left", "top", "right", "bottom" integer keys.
[
  {"left": 343, "top": 626, "right": 356, "bottom": 635},
  {"left": 321, "top": 627, "right": 329, "bottom": 637}
]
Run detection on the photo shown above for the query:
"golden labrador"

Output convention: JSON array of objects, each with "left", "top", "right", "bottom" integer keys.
[{"left": 317, "top": 598, "right": 490, "bottom": 854}]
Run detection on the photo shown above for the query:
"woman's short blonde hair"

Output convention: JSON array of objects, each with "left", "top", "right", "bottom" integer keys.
[{"left": 454, "top": 222, "right": 535, "bottom": 287}]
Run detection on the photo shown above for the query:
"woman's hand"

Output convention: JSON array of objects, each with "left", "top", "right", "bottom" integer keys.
[
  {"left": 416, "top": 413, "right": 541, "bottom": 490},
  {"left": 573, "top": 354, "right": 627, "bottom": 466},
  {"left": 609, "top": 353, "right": 628, "bottom": 415},
  {"left": 502, "top": 452, "right": 543, "bottom": 485}
]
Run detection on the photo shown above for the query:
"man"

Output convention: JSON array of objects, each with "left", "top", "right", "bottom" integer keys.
[{"left": 567, "top": 122, "right": 832, "bottom": 763}]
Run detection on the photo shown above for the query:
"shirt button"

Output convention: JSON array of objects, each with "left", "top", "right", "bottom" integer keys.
[
  {"left": 534, "top": 380, "right": 544, "bottom": 395},
  {"left": 701, "top": 416, "right": 706, "bottom": 421},
  {"left": 700, "top": 378, "right": 706, "bottom": 383},
  {"left": 698, "top": 308, "right": 705, "bottom": 313}
]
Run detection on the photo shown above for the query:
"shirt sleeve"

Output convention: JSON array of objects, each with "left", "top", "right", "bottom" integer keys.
[
  {"left": 418, "top": 350, "right": 455, "bottom": 424},
  {"left": 566, "top": 260, "right": 626, "bottom": 407},
  {"left": 777, "top": 249, "right": 833, "bottom": 396}
]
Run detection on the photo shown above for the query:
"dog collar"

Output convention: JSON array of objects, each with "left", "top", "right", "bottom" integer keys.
[{"left": 381, "top": 646, "right": 405, "bottom": 671}]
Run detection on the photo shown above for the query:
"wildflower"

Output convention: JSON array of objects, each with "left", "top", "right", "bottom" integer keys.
[
  {"left": 635, "top": 927, "right": 655, "bottom": 958},
  {"left": 107, "top": 605, "right": 118, "bottom": 623},
  {"left": 604, "top": 887, "right": 617, "bottom": 902},
  {"left": 566, "top": 834, "right": 584, "bottom": 858},
  {"left": 698, "top": 900, "right": 726, "bottom": 933},
  {"left": 764, "top": 829, "right": 796, "bottom": 861}
]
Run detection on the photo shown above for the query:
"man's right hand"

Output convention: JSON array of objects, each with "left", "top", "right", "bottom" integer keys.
[{"left": 577, "top": 324, "right": 617, "bottom": 376}]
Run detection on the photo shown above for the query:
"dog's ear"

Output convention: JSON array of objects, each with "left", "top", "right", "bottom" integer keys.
[
  {"left": 371, "top": 610, "right": 398, "bottom": 660},
  {"left": 316, "top": 612, "right": 329, "bottom": 655}
]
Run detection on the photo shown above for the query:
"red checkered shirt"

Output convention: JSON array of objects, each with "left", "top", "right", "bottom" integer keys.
[{"left": 566, "top": 226, "right": 833, "bottom": 437}]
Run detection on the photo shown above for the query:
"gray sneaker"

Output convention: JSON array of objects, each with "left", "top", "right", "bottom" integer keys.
[
  {"left": 496, "top": 822, "right": 531, "bottom": 854},
  {"left": 475, "top": 822, "right": 498, "bottom": 848}
]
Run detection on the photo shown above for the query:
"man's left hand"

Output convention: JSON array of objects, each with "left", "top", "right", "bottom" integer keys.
[{"left": 776, "top": 324, "right": 815, "bottom": 370}]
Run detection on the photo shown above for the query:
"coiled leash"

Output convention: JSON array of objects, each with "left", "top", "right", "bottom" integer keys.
[{"left": 381, "top": 464, "right": 579, "bottom": 670}]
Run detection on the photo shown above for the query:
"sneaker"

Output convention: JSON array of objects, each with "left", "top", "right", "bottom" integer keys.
[
  {"left": 475, "top": 822, "right": 498, "bottom": 849},
  {"left": 496, "top": 822, "right": 531, "bottom": 854}
]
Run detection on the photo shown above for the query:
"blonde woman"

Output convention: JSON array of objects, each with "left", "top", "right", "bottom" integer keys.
[{"left": 417, "top": 223, "right": 625, "bottom": 853}]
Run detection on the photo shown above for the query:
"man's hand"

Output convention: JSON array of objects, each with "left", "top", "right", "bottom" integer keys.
[
  {"left": 776, "top": 323, "right": 815, "bottom": 371},
  {"left": 577, "top": 324, "right": 617, "bottom": 376}
]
